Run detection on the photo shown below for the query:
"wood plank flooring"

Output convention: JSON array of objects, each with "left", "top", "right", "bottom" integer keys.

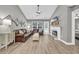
[{"left": 0, "top": 34, "right": 79, "bottom": 54}]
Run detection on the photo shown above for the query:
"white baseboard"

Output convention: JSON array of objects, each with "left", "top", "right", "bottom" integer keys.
[
  {"left": 59, "top": 39, "right": 75, "bottom": 45},
  {"left": 50, "top": 33, "right": 75, "bottom": 45}
]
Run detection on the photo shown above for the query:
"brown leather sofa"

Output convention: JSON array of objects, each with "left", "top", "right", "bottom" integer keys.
[{"left": 15, "top": 29, "right": 33, "bottom": 42}]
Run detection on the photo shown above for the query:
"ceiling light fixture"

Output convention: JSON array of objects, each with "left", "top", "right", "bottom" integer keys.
[{"left": 36, "top": 5, "right": 41, "bottom": 15}]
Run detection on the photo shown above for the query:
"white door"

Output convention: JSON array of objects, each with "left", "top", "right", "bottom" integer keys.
[{"left": 44, "top": 21, "right": 49, "bottom": 34}]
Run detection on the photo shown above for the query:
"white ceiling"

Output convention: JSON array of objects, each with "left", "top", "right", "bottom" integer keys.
[{"left": 19, "top": 5, "right": 57, "bottom": 20}]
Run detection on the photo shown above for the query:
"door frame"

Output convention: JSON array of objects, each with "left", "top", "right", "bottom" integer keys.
[
  {"left": 44, "top": 21, "right": 50, "bottom": 34},
  {"left": 72, "top": 8, "right": 79, "bottom": 45},
  {"left": 72, "top": 11, "right": 75, "bottom": 45}
]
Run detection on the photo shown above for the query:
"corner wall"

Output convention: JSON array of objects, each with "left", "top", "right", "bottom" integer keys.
[{"left": 51, "top": 5, "right": 72, "bottom": 44}]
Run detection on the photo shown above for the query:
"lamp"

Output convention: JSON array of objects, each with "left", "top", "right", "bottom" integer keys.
[
  {"left": 2, "top": 19, "right": 11, "bottom": 25},
  {"left": 27, "top": 24, "right": 31, "bottom": 29},
  {"left": 27, "top": 25, "right": 30, "bottom": 29}
]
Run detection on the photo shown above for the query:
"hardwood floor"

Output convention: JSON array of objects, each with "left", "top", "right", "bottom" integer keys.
[{"left": 0, "top": 34, "right": 79, "bottom": 54}]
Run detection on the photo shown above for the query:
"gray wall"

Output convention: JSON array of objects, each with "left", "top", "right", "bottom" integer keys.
[
  {"left": 67, "top": 7, "right": 72, "bottom": 43},
  {"left": 0, "top": 5, "right": 27, "bottom": 28},
  {"left": 51, "top": 5, "right": 72, "bottom": 43}
]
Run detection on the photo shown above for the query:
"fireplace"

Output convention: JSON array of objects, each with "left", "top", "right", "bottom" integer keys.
[
  {"left": 52, "top": 30, "right": 57, "bottom": 36},
  {"left": 51, "top": 27, "right": 60, "bottom": 40}
]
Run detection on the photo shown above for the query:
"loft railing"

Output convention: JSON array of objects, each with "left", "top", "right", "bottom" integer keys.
[{"left": 2, "top": 15, "right": 18, "bottom": 26}]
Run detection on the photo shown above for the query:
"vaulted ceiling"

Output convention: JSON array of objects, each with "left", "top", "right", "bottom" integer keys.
[{"left": 19, "top": 5, "right": 57, "bottom": 20}]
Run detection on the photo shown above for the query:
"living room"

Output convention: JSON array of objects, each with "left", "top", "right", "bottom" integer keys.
[{"left": 0, "top": 5, "right": 79, "bottom": 54}]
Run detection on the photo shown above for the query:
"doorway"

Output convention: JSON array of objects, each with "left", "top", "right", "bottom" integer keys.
[
  {"left": 44, "top": 21, "right": 49, "bottom": 34},
  {"left": 75, "top": 18, "right": 79, "bottom": 45},
  {"left": 72, "top": 8, "right": 79, "bottom": 45}
]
